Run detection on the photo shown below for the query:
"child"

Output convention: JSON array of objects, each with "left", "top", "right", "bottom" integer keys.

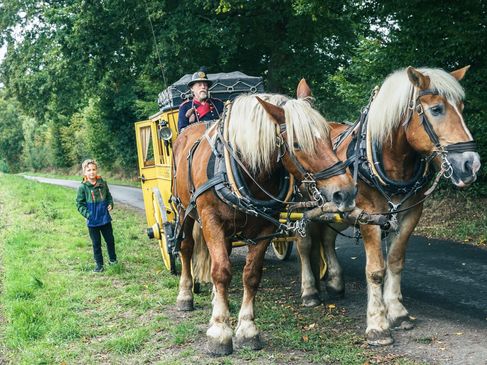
[{"left": 76, "top": 159, "right": 117, "bottom": 272}]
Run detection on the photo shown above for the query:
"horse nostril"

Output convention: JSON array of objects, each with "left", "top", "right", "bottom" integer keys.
[
  {"left": 464, "top": 159, "right": 472, "bottom": 173},
  {"left": 332, "top": 191, "right": 345, "bottom": 206},
  {"left": 333, "top": 191, "right": 350, "bottom": 205}
]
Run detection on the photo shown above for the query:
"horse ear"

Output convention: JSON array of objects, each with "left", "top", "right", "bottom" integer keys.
[
  {"left": 407, "top": 67, "right": 430, "bottom": 89},
  {"left": 450, "top": 65, "right": 470, "bottom": 81},
  {"left": 256, "top": 96, "right": 285, "bottom": 125},
  {"left": 296, "top": 78, "right": 312, "bottom": 99}
]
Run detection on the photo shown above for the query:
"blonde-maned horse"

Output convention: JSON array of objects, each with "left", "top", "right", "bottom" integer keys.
[
  {"left": 297, "top": 66, "right": 481, "bottom": 346},
  {"left": 172, "top": 80, "right": 356, "bottom": 355}
]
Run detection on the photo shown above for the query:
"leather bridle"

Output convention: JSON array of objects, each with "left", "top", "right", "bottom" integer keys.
[
  {"left": 276, "top": 123, "right": 348, "bottom": 206},
  {"left": 408, "top": 88, "right": 477, "bottom": 178}
]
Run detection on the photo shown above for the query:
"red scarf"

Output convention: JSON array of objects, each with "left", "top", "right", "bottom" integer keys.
[{"left": 194, "top": 100, "right": 212, "bottom": 119}]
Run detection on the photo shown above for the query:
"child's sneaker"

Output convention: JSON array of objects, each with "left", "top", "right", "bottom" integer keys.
[
  {"left": 93, "top": 264, "right": 104, "bottom": 273},
  {"left": 109, "top": 260, "right": 118, "bottom": 265}
]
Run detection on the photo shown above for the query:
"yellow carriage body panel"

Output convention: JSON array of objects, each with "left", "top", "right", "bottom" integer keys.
[{"left": 135, "top": 108, "right": 179, "bottom": 228}]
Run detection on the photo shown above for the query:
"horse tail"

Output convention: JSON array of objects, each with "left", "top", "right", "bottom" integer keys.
[{"left": 191, "top": 224, "right": 212, "bottom": 284}]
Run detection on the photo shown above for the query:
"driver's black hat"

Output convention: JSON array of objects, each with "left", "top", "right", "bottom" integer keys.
[{"left": 187, "top": 67, "right": 213, "bottom": 88}]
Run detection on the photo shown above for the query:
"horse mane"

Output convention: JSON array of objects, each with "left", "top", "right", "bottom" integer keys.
[
  {"left": 367, "top": 67, "right": 466, "bottom": 145},
  {"left": 227, "top": 93, "right": 330, "bottom": 172}
]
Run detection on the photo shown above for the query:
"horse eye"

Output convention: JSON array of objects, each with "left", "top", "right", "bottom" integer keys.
[
  {"left": 293, "top": 143, "right": 302, "bottom": 150},
  {"left": 429, "top": 105, "right": 444, "bottom": 116}
]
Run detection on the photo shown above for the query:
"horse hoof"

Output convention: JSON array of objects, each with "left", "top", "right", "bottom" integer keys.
[
  {"left": 366, "top": 329, "right": 394, "bottom": 346},
  {"left": 176, "top": 299, "right": 194, "bottom": 311},
  {"left": 391, "top": 316, "right": 415, "bottom": 330},
  {"left": 302, "top": 294, "right": 322, "bottom": 307},
  {"left": 235, "top": 334, "right": 264, "bottom": 350},
  {"left": 207, "top": 338, "right": 233, "bottom": 356},
  {"left": 326, "top": 286, "right": 345, "bottom": 299}
]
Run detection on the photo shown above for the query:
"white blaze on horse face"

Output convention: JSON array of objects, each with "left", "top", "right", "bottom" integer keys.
[{"left": 450, "top": 101, "right": 473, "bottom": 140}]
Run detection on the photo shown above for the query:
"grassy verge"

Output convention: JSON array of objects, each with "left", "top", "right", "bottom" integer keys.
[
  {"left": 416, "top": 190, "right": 487, "bottom": 247},
  {"left": 0, "top": 173, "right": 420, "bottom": 364}
]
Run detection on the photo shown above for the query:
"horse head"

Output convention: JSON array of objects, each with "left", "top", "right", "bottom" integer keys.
[
  {"left": 255, "top": 80, "right": 356, "bottom": 212},
  {"left": 405, "top": 66, "right": 481, "bottom": 187}
]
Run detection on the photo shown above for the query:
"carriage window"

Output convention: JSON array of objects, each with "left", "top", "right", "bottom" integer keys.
[{"left": 140, "top": 126, "right": 155, "bottom": 166}]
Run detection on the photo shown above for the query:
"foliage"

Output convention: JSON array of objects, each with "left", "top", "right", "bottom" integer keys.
[
  {"left": 0, "top": 91, "right": 23, "bottom": 172},
  {"left": 0, "top": 0, "right": 486, "bottom": 190}
]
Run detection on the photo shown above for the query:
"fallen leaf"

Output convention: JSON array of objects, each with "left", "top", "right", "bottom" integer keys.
[{"left": 302, "top": 335, "right": 309, "bottom": 342}]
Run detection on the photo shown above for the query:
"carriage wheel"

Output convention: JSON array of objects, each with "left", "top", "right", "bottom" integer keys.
[
  {"left": 272, "top": 240, "right": 293, "bottom": 261},
  {"left": 153, "top": 190, "right": 177, "bottom": 275},
  {"left": 319, "top": 243, "right": 328, "bottom": 280}
]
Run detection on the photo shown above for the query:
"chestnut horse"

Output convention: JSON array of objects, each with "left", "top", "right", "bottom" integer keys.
[
  {"left": 171, "top": 81, "right": 356, "bottom": 355},
  {"left": 297, "top": 66, "right": 481, "bottom": 346}
]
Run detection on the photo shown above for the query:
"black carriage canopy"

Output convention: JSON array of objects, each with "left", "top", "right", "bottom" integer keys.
[{"left": 157, "top": 71, "right": 265, "bottom": 111}]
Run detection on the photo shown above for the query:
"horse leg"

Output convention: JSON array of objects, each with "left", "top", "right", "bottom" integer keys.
[
  {"left": 384, "top": 208, "right": 422, "bottom": 330},
  {"left": 297, "top": 222, "right": 322, "bottom": 307},
  {"left": 202, "top": 216, "right": 233, "bottom": 356},
  {"left": 176, "top": 218, "right": 196, "bottom": 311},
  {"left": 362, "top": 224, "right": 393, "bottom": 346},
  {"left": 322, "top": 224, "right": 345, "bottom": 298},
  {"left": 235, "top": 237, "right": 272, "bottom": 350}
]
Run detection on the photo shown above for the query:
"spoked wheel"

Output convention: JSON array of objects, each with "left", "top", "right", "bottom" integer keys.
[
  {"left": 319, "top": 243, "right": 328, "bottom": 280},
  {"left": 152, "top": 189, "right": 177, "bottom": 275},
  {"left": 271, "top": 239, "right": 294, "bottom": 261}
]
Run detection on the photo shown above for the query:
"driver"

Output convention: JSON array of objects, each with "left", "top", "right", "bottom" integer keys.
[{"left": 178, "top": 67, "right": 224, "bottom": 132}]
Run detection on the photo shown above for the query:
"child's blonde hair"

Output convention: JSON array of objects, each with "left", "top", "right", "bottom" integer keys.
[{"left": 82, "top": 159, "right": 97, "bottom": 172}]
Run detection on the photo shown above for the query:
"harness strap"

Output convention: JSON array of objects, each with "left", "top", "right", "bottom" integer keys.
[
  {"left": 183, "top": 173, "right": 226, "bottom": 220},
  {"left": 313, "top": 161, "right": 347, "bottom": 180},
  {"left": 444, "top": 141, "right": 477, "bottom": 153}
]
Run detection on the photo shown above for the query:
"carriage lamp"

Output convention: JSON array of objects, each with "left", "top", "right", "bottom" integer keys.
[{"left": 158, "top": 120, "right": 173, "bottom": 141}]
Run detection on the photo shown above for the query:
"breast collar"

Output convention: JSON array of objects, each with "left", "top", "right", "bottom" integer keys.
[{"left": 345, "top": 128, "right": 433, "bottom": 197}]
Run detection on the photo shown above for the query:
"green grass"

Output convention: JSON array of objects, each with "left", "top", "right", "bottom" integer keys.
[
  {"left": 416, "top": 189, "right": 487, "bottom": 246},
  {"left": 0, "top": 173, "right": 420, "bottom": 364}
]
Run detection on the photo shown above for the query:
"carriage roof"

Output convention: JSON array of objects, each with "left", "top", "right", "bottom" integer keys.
[{"left": 157, "top": 71, "right": 265, "bottom": 111}]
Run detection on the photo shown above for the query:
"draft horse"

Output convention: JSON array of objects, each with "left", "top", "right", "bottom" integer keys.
[
  {"left": 298, "top": 66, "right": 481, "bottom": 346},
  {"left": 171, "top": 80, "right": 356, "bottom": 355}
]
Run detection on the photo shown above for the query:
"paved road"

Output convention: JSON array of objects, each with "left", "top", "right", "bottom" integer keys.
[
  {"left": 23, "top": 175, "right": 145, "bottom": 210},
  {"left": 335, "top": 234, "right": 487, "bottom": 320},
  {"left": 24, "top": 175, "right": 487, "bottom": 320}
]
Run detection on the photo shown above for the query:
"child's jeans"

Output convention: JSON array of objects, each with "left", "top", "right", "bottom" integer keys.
[{"left": 88, "top": 222, "right": 116, "bottom": 266}]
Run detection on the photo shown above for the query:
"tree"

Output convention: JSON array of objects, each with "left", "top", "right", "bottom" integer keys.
[{"left": 0, "top": 92, "right": 23, "bottom": 172}]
